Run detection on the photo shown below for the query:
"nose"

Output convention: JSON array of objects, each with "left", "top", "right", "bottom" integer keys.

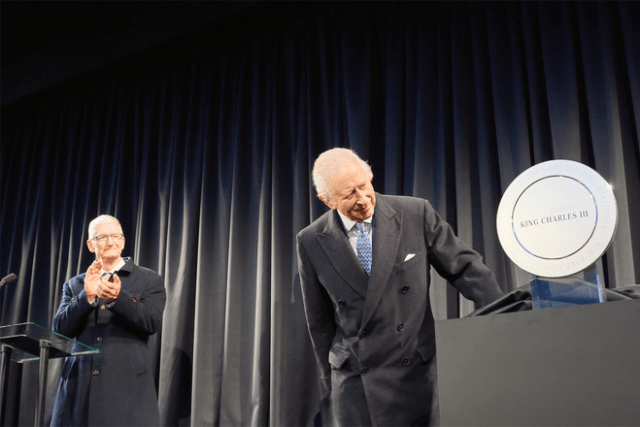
[{"left": 355, "top": 190, "right": 369, "bottom": 206}]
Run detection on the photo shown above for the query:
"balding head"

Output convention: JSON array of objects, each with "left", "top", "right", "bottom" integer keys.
[
  {"left": 312, "top": 148, "right": 376, "bottom": 221},
  {"left": 312, "top": 148, "right": 373, "bottom": 205}
]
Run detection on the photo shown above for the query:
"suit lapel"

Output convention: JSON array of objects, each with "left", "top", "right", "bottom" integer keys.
[
  {"left": 361, "top": 195, "right": 401, "bottom": 329},
  {"left": 316, "top": 210, "right": 369, "bottom": 299}
]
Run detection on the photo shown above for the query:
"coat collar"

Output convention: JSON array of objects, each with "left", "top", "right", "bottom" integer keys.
[{"left": 119, "top": 257, "right": 134, "bottom": 275}]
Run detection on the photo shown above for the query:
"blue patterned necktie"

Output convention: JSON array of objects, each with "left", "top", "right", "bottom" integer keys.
[{"left": 355, "top": 222, "right": 372, "bottom": 275}]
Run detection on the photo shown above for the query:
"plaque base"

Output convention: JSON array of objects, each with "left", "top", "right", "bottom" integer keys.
[{"left": 531, "top": 264, "right": 606, "bottom": 310}]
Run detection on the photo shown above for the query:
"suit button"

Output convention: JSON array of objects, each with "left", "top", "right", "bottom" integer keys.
[
  {"left": 96, "top": 337, "right": 103, "bottom": 342},
  {"left": 402, "top": 357, "right": 411, "bottom": 366},
  {"left": 338, "top": 300, "right": 346, "bottom": 308},
  {"left": 359, "top": 331, "right": 368, "bottom": 340},
  {"left": 397, "top": 323, "right": 405, "bottom": 331},
  {"left": 401, "top": 285, "right": 410, "bottom": 294},
  {"left": 92, "top": 369, "right": 99, "bottom": 376},
  {"left": 360, "top": 367, "right": 369, "bottom": 375}
]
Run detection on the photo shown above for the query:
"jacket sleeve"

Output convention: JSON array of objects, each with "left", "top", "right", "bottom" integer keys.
[
  {"left": 51, "top": 275, "right": 96, "bottom": 339},
  {"left": 110, "top": 269, "right": 166, "bottom": 336},
  {"left": 297, "top": 233, "right": 336, "bottom": 395},
  {"left": 423, "top": 201, "right": 505, "bottom": 308}
]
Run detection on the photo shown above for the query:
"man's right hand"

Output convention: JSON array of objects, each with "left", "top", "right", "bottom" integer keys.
[{"left": 85, "top": 260, "right": 102, "bottom": 303}]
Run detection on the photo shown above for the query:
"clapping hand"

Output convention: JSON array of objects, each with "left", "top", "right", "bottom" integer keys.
[
  {"left": 84, "top": 260, "right": 102, "bottom": 303},
  {"left": 98, "top": 273, "right": 121, "bottom": 303}
]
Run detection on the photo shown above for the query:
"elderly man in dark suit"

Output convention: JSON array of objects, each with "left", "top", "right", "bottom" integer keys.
[
  {"left": 296, "top": 148, "right": 504, "bottom": 426},
  {"left": 50, "top": 214, "right": 166, "bottom": 426}
]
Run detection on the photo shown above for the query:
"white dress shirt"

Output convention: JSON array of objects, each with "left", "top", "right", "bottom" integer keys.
[{"left": 337, "top": 210, "right": 374, "bottom": 257}]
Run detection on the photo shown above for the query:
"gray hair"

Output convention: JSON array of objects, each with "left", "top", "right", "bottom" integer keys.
[
  {"left": 88, "top": 214, "right": 123, "bottom": 240},
  {"left": 312, "top": 148, "right": 373, "bottom": 203}
]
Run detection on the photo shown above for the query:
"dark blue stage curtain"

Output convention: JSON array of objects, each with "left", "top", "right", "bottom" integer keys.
[{"left": 1, "top": 2, "right": 638, "bottom": 426}]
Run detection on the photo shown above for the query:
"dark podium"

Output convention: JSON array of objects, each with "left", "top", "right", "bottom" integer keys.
[
  {"left": 0, "top": 323, "right": 99, "bottom": 427},
  {"left": 435, "top": 299, "right": 640, "bottom": 426}
]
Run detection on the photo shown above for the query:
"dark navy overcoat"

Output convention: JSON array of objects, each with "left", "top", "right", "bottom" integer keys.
[{"left": 50, "top": 258, "right": 166, "bottom": 427}]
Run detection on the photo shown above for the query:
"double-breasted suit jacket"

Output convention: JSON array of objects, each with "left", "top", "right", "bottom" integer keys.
[
  {"left": 297, "top": 193, "right": 504, "bottom": 426},
  {"left": 50, "top": 258, "right": 166, "bottom": 427}
]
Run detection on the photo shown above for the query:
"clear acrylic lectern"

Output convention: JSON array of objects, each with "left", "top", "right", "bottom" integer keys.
[{"left": 0, "top": 322, "right": 99, "bottom": 427}]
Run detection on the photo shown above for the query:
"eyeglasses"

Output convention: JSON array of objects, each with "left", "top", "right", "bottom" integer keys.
[{"left": 92, "top": 234, "right": 124, "bottom": 243}]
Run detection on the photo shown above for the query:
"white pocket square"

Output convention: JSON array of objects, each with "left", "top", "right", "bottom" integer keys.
[{"left": 404, "top": 253, "right": 416, "bottom": 262}]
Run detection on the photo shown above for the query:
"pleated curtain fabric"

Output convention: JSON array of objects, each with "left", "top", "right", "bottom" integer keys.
[{"left": 1, "top": 2, "right": 639, "bottom": 426}]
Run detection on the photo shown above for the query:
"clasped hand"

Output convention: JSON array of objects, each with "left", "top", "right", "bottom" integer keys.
[{"left": 85, "top": 260, "right": 121, "bottom": 303}]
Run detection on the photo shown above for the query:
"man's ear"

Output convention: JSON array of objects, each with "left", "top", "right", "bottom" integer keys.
[
  {"left": 318, "top": 194, "right": 337, "bottom": 210},
  {"left": 87, "top": 239, "right": 95, "bottom": 253}
]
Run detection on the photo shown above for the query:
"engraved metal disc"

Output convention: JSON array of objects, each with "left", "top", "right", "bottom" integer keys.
[{"left": 496, "top": 160, "right": 617, "bottom": 278}]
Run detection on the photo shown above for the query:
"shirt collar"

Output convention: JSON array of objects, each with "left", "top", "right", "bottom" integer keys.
[
  {"left": 337, "top": 210, "right": 373, "bottom": 233},
  {"left": 101, "top": 257, "right": 126, "bottom": 275}
]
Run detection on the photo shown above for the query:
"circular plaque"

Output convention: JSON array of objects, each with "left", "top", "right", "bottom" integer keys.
[{"left": 496, "top": 160, "right": 617, "bottom": 278}]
